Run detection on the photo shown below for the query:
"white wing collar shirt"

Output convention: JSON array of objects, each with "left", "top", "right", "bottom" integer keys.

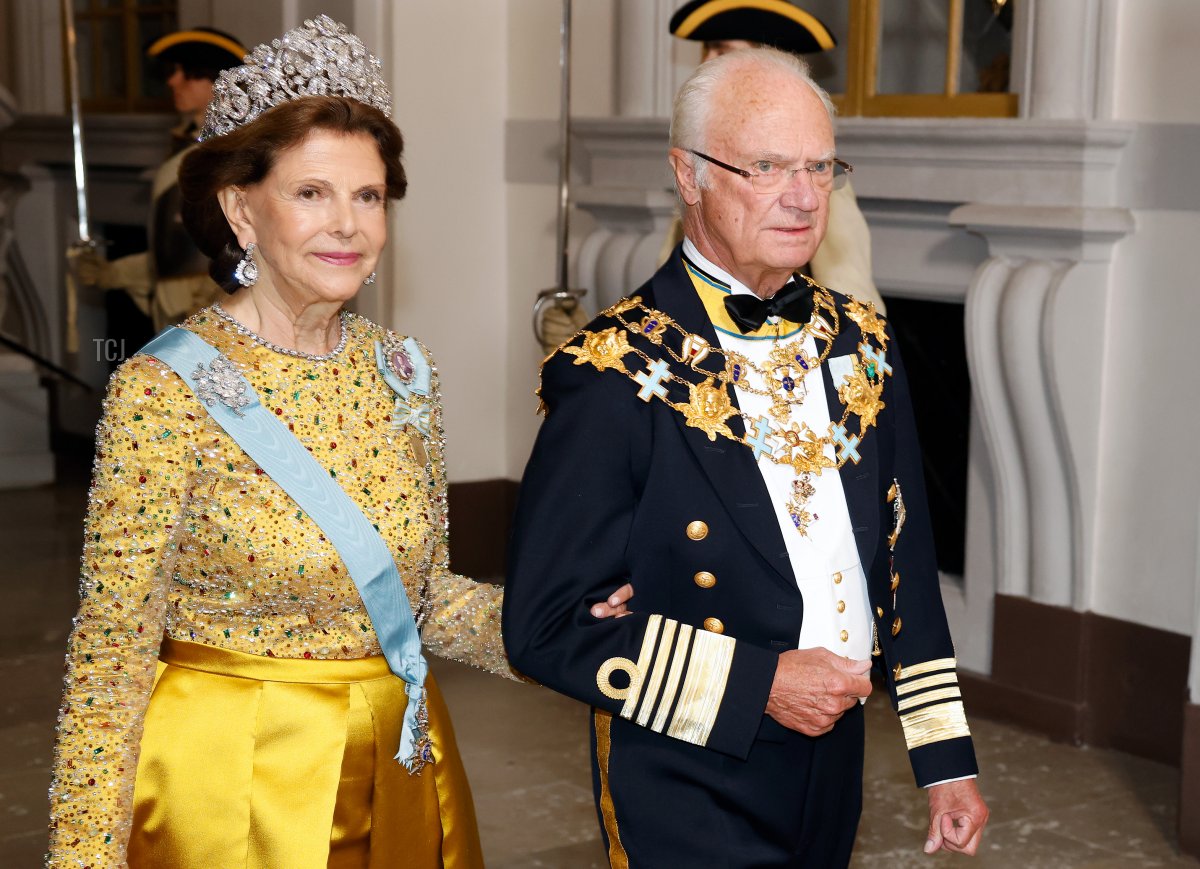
[{"left": 681, "top": 238, "right": 872, "bottom": 669}]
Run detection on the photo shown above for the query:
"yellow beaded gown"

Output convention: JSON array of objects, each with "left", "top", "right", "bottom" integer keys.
[{"left": 47, "top": 307, "right": 512, "bottom": 868}]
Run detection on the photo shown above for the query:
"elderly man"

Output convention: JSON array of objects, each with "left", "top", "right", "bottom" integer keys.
[
  {"left": 504, "top": 48, "right": 988, "bottom": 867},
  {"left": 664, "top": 0, "right": 883, "bottom": 314},
  {"left": 537, "top": 0, "right": 882, "bottom": 357}
]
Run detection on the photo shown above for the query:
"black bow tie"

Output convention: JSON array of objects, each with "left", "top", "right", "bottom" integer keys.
[{"left": 723, "top": 280, "right": 815, "bottom": 334}]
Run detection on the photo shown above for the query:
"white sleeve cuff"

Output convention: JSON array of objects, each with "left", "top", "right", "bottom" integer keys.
[{"left": 923, "top": 774, "right": 977, "bottom": 788}]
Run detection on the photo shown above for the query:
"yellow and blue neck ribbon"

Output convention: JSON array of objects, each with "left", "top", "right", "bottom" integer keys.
[{"left": 681, "top": 252, "right": 806, "bottom": 341}]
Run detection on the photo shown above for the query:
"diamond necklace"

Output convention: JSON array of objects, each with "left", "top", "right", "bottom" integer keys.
[{"left": 211, "top": 304, "right": 349, "bottom": 362}]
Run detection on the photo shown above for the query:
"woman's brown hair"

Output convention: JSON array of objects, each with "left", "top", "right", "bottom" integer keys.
[{"left": 179, "top": 95, "right": 407, "bottom": 293}]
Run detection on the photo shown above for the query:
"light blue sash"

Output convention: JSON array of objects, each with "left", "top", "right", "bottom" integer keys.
[{"left": 141, "top": 326, "right": 430, "bottom": 771}]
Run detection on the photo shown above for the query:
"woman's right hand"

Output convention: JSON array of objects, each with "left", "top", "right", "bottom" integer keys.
[{"left": 590, "top": 583, "right": 635, "bottom": 619}]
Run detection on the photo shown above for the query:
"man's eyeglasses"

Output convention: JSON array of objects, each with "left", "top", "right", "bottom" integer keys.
[{"left": 688, "top": 150, "right": 853, "bottom": 194}]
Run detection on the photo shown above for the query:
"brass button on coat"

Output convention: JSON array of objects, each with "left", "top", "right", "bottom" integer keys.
[
  {"left": 839, "top": 629, "right": 849, "bottom": 642},
  {"left": 693, "top": 571, "right": 716, "bottom": 589},
  {"left": 703, "top": 617, "right": 724, "bottom": 634},
  {"left": 832, "top": 571, "right": 843, "bottom": 584},
  {"left": 836, "top": 600, "right": 846, "bottom": 613},
  {"left": 686, "top": 521, "right": 709, "bottom": 541},
  {"left": 890, "top": 572, "right": 900, "bottom": 592},
  {"left": 891, "top": 617, "right": 902, "bottom": 637},
  {"left": 876, "top": 606, "right": 884, "bottom": 618}
]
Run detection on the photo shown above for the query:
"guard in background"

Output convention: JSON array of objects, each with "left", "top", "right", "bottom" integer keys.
[
  {"left": 666, "top": 0, "right": 884, "bottom": 313},
  {"left": 80, "top": 28, "right": 245, "bottom": 350},
  {"left": 537, "top": 0, "right": 884, "bottom": 357}
]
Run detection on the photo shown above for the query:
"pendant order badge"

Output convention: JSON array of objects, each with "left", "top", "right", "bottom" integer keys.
[
  {"left": 787, "top": 474, "right": 819, "bottom": 536},
  {"left": 391, "top": 347, "right": 415, "bottom": 383}
]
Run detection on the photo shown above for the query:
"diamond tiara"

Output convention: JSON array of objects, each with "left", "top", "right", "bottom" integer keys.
[{"left": 200, "top": 14, "right": 392, "bottom": 140}]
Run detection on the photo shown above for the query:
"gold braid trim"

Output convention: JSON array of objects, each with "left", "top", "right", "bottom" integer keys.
[
  {"left": 636, "top": 618, "right": 678, "bottom": 727},
  {"left": 900, "top": 700, "right": 972, "bottom": 750},
  {"left": 651, "top": 625, "right": 694, "bottom": 734},
  {"left": 896, "top": 672, "right": 959, "bottom": 696},
  {"left": 666, "top": 629, "right": 734, "bottom": 746},
  {"left": 898, "top": 685, "right": 963, "bottom": 713},
  {"left": 594, "top": 710, "right": 630, "bottom": 869},
  {"left": 895, "top": 657, "right": 957, "bottom": 681},
  {"left": 620, "top": 614, "right": 662, "bottom": 719}
]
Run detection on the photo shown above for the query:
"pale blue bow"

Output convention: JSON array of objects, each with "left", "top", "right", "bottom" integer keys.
[{"left": 375, "top": 337, "right": 433, "bottom": 437}]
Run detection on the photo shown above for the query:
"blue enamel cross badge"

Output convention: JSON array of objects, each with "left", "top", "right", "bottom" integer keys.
[
  {"left": 831, "top": 422, "right": 862, "bottom": 464},
  {"left": 747, "top": 415, "right": 776, "bottom": 461},
  {"left": 634, "top": 359, "right": 671, "bottom": 402},
  {"left": 858, "top": 342, "right": 893, "bottom": 379}
]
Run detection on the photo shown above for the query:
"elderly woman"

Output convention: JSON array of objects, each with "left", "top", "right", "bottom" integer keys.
[{"left": 47, "top": 17, "right": 628, "bottom": 868}]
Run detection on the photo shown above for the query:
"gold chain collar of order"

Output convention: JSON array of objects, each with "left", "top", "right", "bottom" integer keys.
[{"left": 559, "top": 289, "right": 892, "bottom": 537}]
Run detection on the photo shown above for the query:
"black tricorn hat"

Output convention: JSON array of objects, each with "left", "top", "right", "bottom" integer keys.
[
  {"left": 146, "top": 27, "right": 246, "bottom": 75},
  {"left": 669, "top": 0, "right": 836, "bottom": 55}
]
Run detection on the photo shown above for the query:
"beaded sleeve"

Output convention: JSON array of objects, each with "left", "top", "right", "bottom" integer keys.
[
  {"left": 47, "top": 357, "right": 193, "bottom": 867},
  {"left": 414, "top": 343, "right": 519, "bottom": 681}
]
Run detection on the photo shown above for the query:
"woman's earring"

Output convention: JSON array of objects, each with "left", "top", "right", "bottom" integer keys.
[
  {"left": 363, "top": 272, "right": 376, "bottom": 286},
  {"left": 234, "top": 242, "right": 259, "bottom": 287}
]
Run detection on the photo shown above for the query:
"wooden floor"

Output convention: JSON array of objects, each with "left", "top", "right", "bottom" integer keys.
[{"left": 3, "top": 454, "right": 1197, "bottom": 867}]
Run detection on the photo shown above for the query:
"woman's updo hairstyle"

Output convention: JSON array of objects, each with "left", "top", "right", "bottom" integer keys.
[{"left": 179, "top": 95, "right": 407, "bottom": 293}]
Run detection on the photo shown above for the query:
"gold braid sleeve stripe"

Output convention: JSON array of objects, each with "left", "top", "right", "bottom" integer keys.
[
  {"left": 896, "top": 672, "right": 959, "bottom": 696},
  {"left": 666, "top": 629, "right": 735, "bottom": 747},
  {"left": 900, "top": 700, "right": 972, "bottom": 750},
  {"left": 636, "top": 619, "right": 678, "bottom": 727},
  {"left": 651, "top": 625, "right": 694, "bottom": 734},
  {"left": 895, "top": 657, "right": 957, "bottom": 681},
  {"left": 619, "top": 614, "right": 662, "bottom": 719},
  {"left": 898, "top": 686, "right": 962, "bottom": 713}
]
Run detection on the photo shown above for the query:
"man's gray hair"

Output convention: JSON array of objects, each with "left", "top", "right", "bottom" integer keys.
[{"left": 669, "top": 46, "right": 837, "bottom": 191}]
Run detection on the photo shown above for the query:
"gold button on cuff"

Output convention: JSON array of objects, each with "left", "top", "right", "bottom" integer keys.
[
  {"left": 891, "top": 617, "right": 902, "bottom": 637},
  {"left": 840, "top": 629, "right": 849, "bottom": 642},
  {"left": 836, "top": 600, "right": 846, "bottom": 613},
  {"left": 876, "top": 606, "right": 884, "bottom": 618},
  {"left": 686, "top": 521, "right": 709, "bottom": 541},
  {"left": 703, "top": 617, "right": 724, "bottom": 634},
  {"left": 893, "top": 662, "right": 903, "bottom": 680},
  {"left": 833, "top": 571, "right": 843, "bottom": 584},
  {"left": 693, "top": 571, "right": 716, "bottom": 589}
]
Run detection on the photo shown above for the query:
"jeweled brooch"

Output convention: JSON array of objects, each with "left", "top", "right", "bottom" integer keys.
[
  {"left": 191, "top": 355, "right": 251, "bottom": 417},
  {"left": 390, "top": 346, "right": 415, "bottom": 383}
]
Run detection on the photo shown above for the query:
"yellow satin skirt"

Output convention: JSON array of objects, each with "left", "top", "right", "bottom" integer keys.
[{"left": 128, "top": 638, "right": 483, "bottom": 868}]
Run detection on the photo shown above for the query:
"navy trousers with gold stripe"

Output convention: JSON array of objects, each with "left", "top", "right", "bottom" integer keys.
[{"left": 591, "top": 705, "right": 865, "bottom": 868}]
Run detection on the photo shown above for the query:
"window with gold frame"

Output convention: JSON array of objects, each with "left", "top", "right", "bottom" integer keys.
[
  {"left": 66, "top": 0, "right": 179, "bottom": 113},
  {"left": 811, "top": 0, "right": 1018, "bottom": 118}
]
